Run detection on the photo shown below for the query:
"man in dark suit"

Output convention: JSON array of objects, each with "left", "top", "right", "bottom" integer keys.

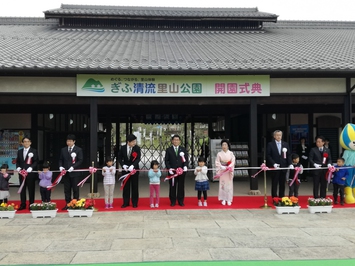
[
  {"left": 266, "top": 130, "right": 292, "bottom": 198},
  {"left": 309, "top": 135, "right": 332, "bottom": 198},
  {"left": 59, "top": 134, "right": 83, "bottom": 210},
  {"left": 117, "top": 134, "right": 141, "bottom": 208},
  {"left": 164, "top": 134, "right": 188, "bottom": 206},
  {"left": 16, "top": 137, "right": 38, "bottom": 210}
]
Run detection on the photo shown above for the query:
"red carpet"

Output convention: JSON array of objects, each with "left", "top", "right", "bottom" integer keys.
[{"left": 11, "top": 196, "right": 355, "bottom": 214}]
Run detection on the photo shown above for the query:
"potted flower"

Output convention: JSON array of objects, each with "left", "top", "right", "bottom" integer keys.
[
  {"left": 307, "top": 197, "right": 333, "bottom": 213},
  {"left": 0, "top": 202, "right": 18, "bottom": 219},
  {"left": 273, "top": 196, "right": 301, "bottom": 214},
  {"left": 29, "top": 202, "right": 58, "bottom": 218},
  {"left": 67, "top": 198, "right": 95, "bottom": 217}
]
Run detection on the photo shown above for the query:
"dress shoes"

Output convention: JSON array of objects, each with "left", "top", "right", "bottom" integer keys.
[
  {"left": 170, "top": 202, "right": 176, "bottom": 207},
  {"left": 121, "top": 204, "right": 129, "bottom": 208},
  {"left": 18, "top": 205, "right": 26, "bottom": 211},
  {"left": 133, "top": 205, "right": 138, "bottom": 208},
  {"left": 61, "top": 206, "right": 68, "bottom": 210},
  {"left": 178, "top": 202, "right": 185, "bottom": 207}
]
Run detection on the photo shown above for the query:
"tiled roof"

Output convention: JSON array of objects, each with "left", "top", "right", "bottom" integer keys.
[
  {"left": 0, "top": 18, "right": 355, "bottom": 73},
  {"left": 44, "top": 4, "right": 277, "bottom": 20}
]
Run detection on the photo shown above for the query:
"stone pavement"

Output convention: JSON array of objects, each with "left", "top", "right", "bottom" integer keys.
[{"left": 1, "top": 207, "right": 355, "bottom": 265}]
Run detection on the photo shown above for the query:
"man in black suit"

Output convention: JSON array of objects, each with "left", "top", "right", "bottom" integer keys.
[
  {"left": 16, "top": 137, "right": 38, "bottom": 210},
  {"left": 164, "top": 134, "right": 188, "bottom": 206},
  {"left": 59, "top": 134, "right": 83, "bottom": 210},
  {"left": 117, "top": 134, "right": 141, "bottom": 208},
  {"left": 266, "top": 130, "right": 292, "bottom": 198},
  {"left": 309, "top": 135, "right": 332, "bottom": 198}
]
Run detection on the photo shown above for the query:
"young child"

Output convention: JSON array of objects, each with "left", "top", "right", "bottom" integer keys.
[
  {"left": 148, "top": 160, "right": 161, "bottom": 208},
  {"left": 102, "top": 157, "right": 116, "bottom": 209},
  {"left": 0, "top": 164, "right": 11, "bottom": 204},
  {"left": 286, "top": 153, "right": 303, "bottom": 197},
  {"left": 194, "top": 157, "right": 209, "bottom": 206},
  {"left": 333, "top": 158, "right": 348, "bottom": 205},
  {"left": 38, "top": 161, "right": 53, "bottom": 202}
]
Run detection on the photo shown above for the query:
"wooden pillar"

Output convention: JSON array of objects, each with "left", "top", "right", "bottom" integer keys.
[
  {"left": 89, "top": 98, "right": 98, "bottom": 193},
  {"left": 249, "top": 98, "right": 260, "bottom": 194}
]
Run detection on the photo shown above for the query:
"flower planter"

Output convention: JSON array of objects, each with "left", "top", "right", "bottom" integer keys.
[
  {"left": 67, "top": 209, "right": 94, "bottom": 217},
  {"left": 307, "top": 205, "right": 333, "bottom": 214},
  {"left": 275, "top": 206, "right": 301, "bottom": 214},
  {"left": 0, "top": 210, "right": 16, "bottom": 219},
  {"left": 30, "top": 209, "right": 58, "bottom": 218}
]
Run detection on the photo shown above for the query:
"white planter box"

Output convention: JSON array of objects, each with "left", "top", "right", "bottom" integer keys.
[
  {"left": 30, "top": 209, "right": 58, "bottom": 218},
  {"left": 307, "top": 205, "right": 333, "bottom": 214},
  {"left": 0, "top": 210, "right": 16, "bottom": 219},
  {"left": 275, "top": 206, "right": 301, "bottom": 214},
  {"left": 67, "top": 209, "right": 94, "bottom": 217}
]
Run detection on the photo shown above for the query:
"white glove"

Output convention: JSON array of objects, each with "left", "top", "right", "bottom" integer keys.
[
  {"left": 289, "top": 165, "right": 294, "bottom": 169},
  {"left": 220, "top": 165, "right": 226, "bottom": 170},
  {"left": 302, "top": 155, "right": 308, "bottom": 160},
  {"left": 273, "top": 164, "right": 280, "bottom": 169},
  {"left": 16, "top": 167, "right": 21, "bottom": 172},
  {"left": 27, "top": 167, "right": 32, "bottom": 173},
  {"left": 59, "top": 167, "right": 65, "bottom": 171},
  {"left": 169, "top": 168, "right": 174, "bottom": 175},
  {"left": 327, "top": 164, "right": 332, "bottom": 168},
  {"left": 183, "top": 166, "right": 187, "bottom": 172},
  {"left": 314, "top": 163, "right": 321, "bottom": 168},
  {"left": 122, "top": 165, "right": 128, "bottom": 171},
  {"left": 68, "top": 167, "right": 74, "bottom": 172},
  {"left": 128, "top": 165, "right": 134, "bottom": 172}
]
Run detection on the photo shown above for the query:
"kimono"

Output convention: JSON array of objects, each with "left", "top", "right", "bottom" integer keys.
[{"left": 215, "top": 150, "right": 236, "bottom": 202}]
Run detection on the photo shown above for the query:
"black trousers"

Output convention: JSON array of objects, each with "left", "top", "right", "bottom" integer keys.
[
  {"left": 19, "top": 174, "right": 36, "bottom": 207},
  {"left": 288, "top": 182, "right": 300, "bottom": 197},
  {"left": 271, "top": 170, "right": 287, "bottom": 198},
  {"left": 40, "top": 186, "right": 52, "bottom": 202},
  {"left": 333, "top": 183, "right": 345, "bottom": 203},
  {"left": 169, "top": 172, "right": 186, "bottom": 204},
  {"left": 63, "top": 174, "right": 80, "bottom": 203},
  {"left": 313, "top": 169, "right": 327, "bottom": 198},
  {"left": 122, "top": 171, "right": 139, "bottom": 206}
]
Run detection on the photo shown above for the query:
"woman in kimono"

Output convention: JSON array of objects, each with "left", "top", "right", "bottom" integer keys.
[{"left": 215, "top": 139, "right": 236, "bottom": 206}]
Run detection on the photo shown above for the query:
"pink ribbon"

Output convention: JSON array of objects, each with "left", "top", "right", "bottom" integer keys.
[
  {"left": 289, "top": 167, "right": 302, "bottom": 186},
  {"left": 325, "top": 165, "right": 336, "bottom": 184},
  {"left": 26, "top": 157, "right": 32, "bottom": 165},
  {"left": 213, "top": 166, "right": 234, "bottom": 180},
  {"left": 17, "top": 169, "right": 28, "bottom": 193},
  {"left": 164, "top": 167, "right": 183, "bottom": 186},
  {"left": 47, "top": 169, "right": 67, "bottom": 190},
  {"left": 119, "top": 169, "right": 137, "bottom": 190},
  {"left": 251, "top": 163, "right": 269, "bottom": 178},
  {"left": 77, "top": 167, "right": 97, "bottom": 187}
]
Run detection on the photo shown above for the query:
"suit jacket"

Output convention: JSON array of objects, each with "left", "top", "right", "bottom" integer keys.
[
  {"left": 309, "top": 146, "right": 332, "bottom": 167},
  {"left": 59, "top": 145, "right": 83, "bottom": 177},
  {"left": 16, "top": 147, "right": 38, "bottom": 171},
  {"left": 266, "top": 140, "right": 291, "bottom": 167},
  {"left": 117, "top": 144, "right": 141, "bottom": 170},
  {"left": 165, "top": 146, "right": 188, "bottom": 169}
]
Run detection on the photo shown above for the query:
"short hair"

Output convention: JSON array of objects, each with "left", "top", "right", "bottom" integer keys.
[
  {"left": 198, "top": 157, "right": 206, "bottom": 163},
  {"left": 171, "top": 134, "right": 181, "bottom": 140},
  {"left": 316, "top": 135, "right": 325, "bottom": 142},
  {"left": 337, "top": 158, "right": 345, "bottom": 163},
  {"left": 42, "top": 161, "right": 50, "bottom": 169},
  {"left": 105, "top": 157, "right": 113, "bottom": 163},
  {"left": 126, "top": 134, "right": 137, "bottom": 142},
  {"left": 22, "top": 136, "right": 31, "bottom": 142},
  {"left": 291, "top": 153, "right": 299, "bottom": 160},
  {"left": 150, "top": 160, "right": 159, "bottom": 168},
  {"left": 66, "top": 134, "right": 76, "bottom": 141},
  {"left": 300, "top": 137, "right": 306, "bottom": 141},
  {"left": 273, "top": 130, "right": 283, "bottom": 136},
  {"left": 0, "top": 164, "right": 8, "bottom": 169}
]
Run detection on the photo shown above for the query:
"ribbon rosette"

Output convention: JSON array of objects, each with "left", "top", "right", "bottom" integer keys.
[
  {"left": 325, "top": 164, "right": 336, "bottom": 184},
  {"left": 47, "top": 169, "right": 67, "bottom": 190},
  {"left": 132, "top": 151, "right": 138, "bottom": 162},
  {"left": 26, "top": 152, "right": 33, "bottom": 165},
  {"left": 17, "top": 169, "right": 28, "bottom": 193},
  {"left": 289, "top": 167, "right": 302, "bottom": 186},
  {"left": 179, "top": 152, "right": 186, "bottom": 163},
  {"left": 213, "top": 161, "right": 233, "bottom": 180},
  {"left": 164, "top": 167, "right": 183, "bottom": 186},
  {"left": 119, "top": 169, "right": 137, "bottom": 190},
  {"left": 251, "top": 163, "right": 269, "bottom": 178},
  {"left": 71, "top": 152, "right": 76, "bottom": 164},
  {"left": 322, "top": 153, "right": 328, "bottom": 164},
  {"left": 282, "top": 148, "right": 287, "bottom": 159},
  {"left": 77, "top": 167, "right": 97, "bottom": 187}
]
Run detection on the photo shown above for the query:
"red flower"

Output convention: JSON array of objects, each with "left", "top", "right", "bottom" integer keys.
[
  {"left": 132, "top": 151, "right": 138, "bottom": 162},
  {"left": 273, "top": 197, "right": 280, "bottom": 204}
]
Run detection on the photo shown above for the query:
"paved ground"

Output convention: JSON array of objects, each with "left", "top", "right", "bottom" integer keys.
[{"left": 1, "top": 173, "right": 355, "bottom": 265}]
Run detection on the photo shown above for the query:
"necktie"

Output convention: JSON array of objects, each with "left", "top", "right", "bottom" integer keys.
[
  {"left": 277, "top": 142, "right": 281, "bottom": 154},
  {"left": 128, "top": 147, "right": 132, "bottom": 158},
  {"left": 175, "top": 147, "right": 178, "bottom": 156},
  {"left": 68, "top": 147, "right": 72, "bottom": 154},
  {"left": 319, "top": 147, "right": 323, "bottom": 152}
]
